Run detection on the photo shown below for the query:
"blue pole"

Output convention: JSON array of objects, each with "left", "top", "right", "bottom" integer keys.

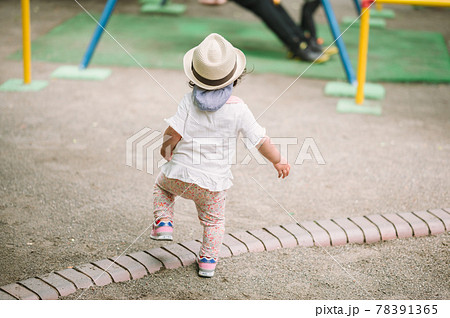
[
  {"left": 321, "top": 0, "right": 357, "bottom": 85},
  {"left": 352, "top": 0, "right": 362, "bottom": 15},
  {"left": 79, "top": 0, "right": 118, "bottom": 69}
]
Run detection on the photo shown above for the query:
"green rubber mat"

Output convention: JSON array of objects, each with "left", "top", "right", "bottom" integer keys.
[{"left": 9, "top": 13, "right": 450, "bottom": 83}]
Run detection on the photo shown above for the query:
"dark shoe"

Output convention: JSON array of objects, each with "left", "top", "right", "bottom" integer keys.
[
  {"left": 288, "top": 41, "right": 329, "bottom": 63},
  {"left": 309, "top": 37, "right": 339, "bottom": 56},
  {"left": 308, "top": 38, "right": 325, "bottom": 53}
]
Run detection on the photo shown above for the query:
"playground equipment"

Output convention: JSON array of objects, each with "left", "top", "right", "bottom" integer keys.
[
  {"left": 0, "top": 0, "right": 48, "bottom": 92},
  {"left": 51, "top": 0, "right": 117, "bottom": 80},
  {"left": 80, "top": 0, "right": 117, "bottom": 70},
  {"left": 82, "top": 0, "right": 184, "bottom": 69},
  {"left": 338, "top": 0, "right": 450, "bottom": 115},
  {"left": 323, "top": 0, "right": 385, "bottom": 100},
  {"left": 51, "top": 0, "right": 186, "bottom": 80},
  {"left": 352, "top": 0, "right": 396, "bottom": 18},
  {"left": 321, "top": 0, "right": 356, "bottom": 85},
  {"left": 21, "top": 0, "right": 31, "bottom": 84}
]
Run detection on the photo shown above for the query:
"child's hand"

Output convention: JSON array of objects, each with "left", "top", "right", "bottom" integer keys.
[
  {"left": 273, "top": 158, "right": 290, "bottom": 179},
  {"left": 160, "top": 126, "right": 182, "bottom": 161}
]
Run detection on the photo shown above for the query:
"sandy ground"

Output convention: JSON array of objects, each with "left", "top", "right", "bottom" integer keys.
[{"left": 0, "top": 0, "right": 449, "bottom": 300}]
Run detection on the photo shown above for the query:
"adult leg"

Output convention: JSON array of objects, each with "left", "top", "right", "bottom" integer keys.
[
  {"left": 233, "top": 0, "right": 328, "bottom": 62},
  {"left": 301, "top": 0, "right": 321, "bottom": 39},
  {"left": 233, "top": 0, "right": 303, "bottom": 51},
  {"left": 300, "top": 0, "right": 338, "bottom": 55}
]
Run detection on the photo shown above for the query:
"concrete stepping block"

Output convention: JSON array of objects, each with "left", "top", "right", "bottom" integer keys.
[
  {"left": 110, "top": 256, "right": 147, "bottom": 280},
  {"left": 427, "top": 209, "right": 450, "bottom": 232},
  {"left": 74, "top": 263, "right": 112, "bottom": 286},
  {"left": 281, "top": 223, "right": 314, "bottom": 246},
  {"left": 299, "top": 221, "right": 331, "bottom": 246},
  {"left": 18, "top": 277, "right": 59, "bottom": 300},
  {"left": 412, "top": 211, "right": 445, "bottom": 235},
  {"left": 0, "top": 289, "right": 17, "bottom": 300},
  {"left": 145, "top": 248, "right": 182, "bottom": 269},
  {"left": 381, "top": 213, "right": 413, "bottom": 239},
  {"left": 365, "top": 214, "right": 397, "bottom": 241},
  {"left": 39, "top": 272, "right": 76, "bottom": 297},
  {"left": 179, "top": 240, "right": 202, "bottom": 256},
  {"left": 331, "top": 218, "right": 365, "bottom": 244},
  {"left": 349, "top": 216, "right": 381, "bottom": 243},
  {"left": 337, "top": 99, "right": 382, "bottom": 116},
  {"left": 51, "top": 65, "right": 111, "bottom": 80},
  {"left": 93, "top": 259, "right": 131, "bottom": 283},
  {"left": 248, "top": 229, "right": 282, "bottom": 251},
  {"left": 0, "top": 283, "right": 39, "bottom": 300},
  {"left": 315, "top": 219, "right": 348, "bottom": 246},
  {"left": 0, "top": 78, "right": 48, "bottom": 92},
  {"left": 55, "top": 268, "right": 92, "bottom": 289},
  {"left": 222, "top": 234, "right": 248, "bottom": 256},
  {"left": 141, "top": 3, "right": 186, "bottom": 15},
  {"left": 230, "top": 231, "right": 265, "bottom": 252},
  {"left": 325, "top": 81, "right": 385, "bottom": 100},
  {"left": 264, "top": 226, "right": 297, "bottom": 248},
  {"left": 398, "top": 212, "right": 429, "bottom": 237},
  {"left": 127, "top": 251, "right": 163, "bottom": 274},
  {"left": 162, "top": 244, "right": 196, "bottom": 266}
]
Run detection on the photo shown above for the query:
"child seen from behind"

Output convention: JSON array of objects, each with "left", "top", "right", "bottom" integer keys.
[{"left": 151, "top": 33, "right": 290, "bottom": 277}]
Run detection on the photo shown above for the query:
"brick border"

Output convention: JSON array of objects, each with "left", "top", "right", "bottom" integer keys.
[{"left": 1, "top": 208, "right": 448, "bottom": 300}]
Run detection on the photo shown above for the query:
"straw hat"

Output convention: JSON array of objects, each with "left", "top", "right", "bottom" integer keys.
[{"left": 183, "top": 33, "right": 246, "bottom": 90}]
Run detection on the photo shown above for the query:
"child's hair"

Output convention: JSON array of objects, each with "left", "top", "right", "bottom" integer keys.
[{"left": 189, "top": 68, "right": 249, "bottom": 89}]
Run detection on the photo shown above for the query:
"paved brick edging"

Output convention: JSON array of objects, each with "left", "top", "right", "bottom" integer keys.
[{"left": 1, "top": 208, "right": 449, "bottom": 300}]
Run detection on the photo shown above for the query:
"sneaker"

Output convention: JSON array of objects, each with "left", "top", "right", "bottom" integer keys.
[
  {"left": 197, "top": 256, "right": 217, "bottom": 278},
  {"left": 309, "top": 37, "right": 339, "bottom": 56},
  {"left": 150, "top": 220, "right": 173, "bottom": 241},
  {"left": 288, "top": 41, "right": 329, "bottom": 64}
]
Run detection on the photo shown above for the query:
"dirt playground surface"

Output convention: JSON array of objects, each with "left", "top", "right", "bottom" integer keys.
[{"left": 0, "top": 0, "right": 449, "bottom": 299}]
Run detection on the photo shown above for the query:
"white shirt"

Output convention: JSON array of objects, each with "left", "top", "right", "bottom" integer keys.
[{"left": 161, "top": 92, "right": 266, "bottom": 191}]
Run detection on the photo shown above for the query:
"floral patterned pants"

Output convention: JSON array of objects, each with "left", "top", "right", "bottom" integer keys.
[{"left": 153, "top": 172, "right": 227, "bottom": 260}]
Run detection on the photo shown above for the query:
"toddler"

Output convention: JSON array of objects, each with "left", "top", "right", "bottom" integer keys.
[{"left": 151, "top": 33, "right": 290, "bottom": 277}]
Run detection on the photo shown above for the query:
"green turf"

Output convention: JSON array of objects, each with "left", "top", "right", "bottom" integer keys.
[
  {"left": 336, "top": 99, "right": 382, "bottom": 116},
  {"left": 0, "top": 78, "right": 48, "bottom": 92},
  {"left": 51, "top": 65, "right": 111, "bottom": 80},
  {"left": 325, "top": 82, "right": 385, "bottom": 100},
  {"left": 9, "top": 13, "right": 450, "bottom": 83}
]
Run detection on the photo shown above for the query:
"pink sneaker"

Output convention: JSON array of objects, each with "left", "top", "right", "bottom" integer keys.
[
  {"left": 197, "top": 256, "right": 217, "bottom": 278},
  {"left": 150, "top": 220, "right": 173, "bottom": 241}
]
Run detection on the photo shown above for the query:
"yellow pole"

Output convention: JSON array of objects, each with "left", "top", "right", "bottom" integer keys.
[
  {"left": 21, "top": 0, "right": 31, "bottom": 84},
  {"left": 355, "top": 6, "right": 371, "bottom": 105},
  {"left": 377, "top": 0, "right": 450, "bottom": 6},
  {"left": 376, "top": 1, "right": 383, "bottom": 10}
]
